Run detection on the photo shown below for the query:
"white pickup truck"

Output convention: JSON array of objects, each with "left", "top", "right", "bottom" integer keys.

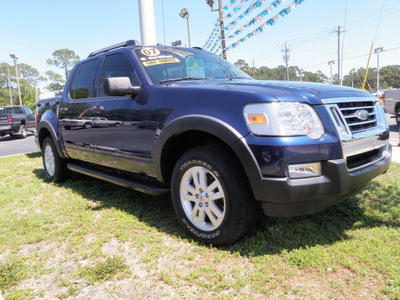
[{"left": 383, "top": 89, "right": 400, "bottom": 124}]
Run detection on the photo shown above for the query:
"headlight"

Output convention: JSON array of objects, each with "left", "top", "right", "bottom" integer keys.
[{"left": 244, "top": 102, "right": 324, "bottom": 140}]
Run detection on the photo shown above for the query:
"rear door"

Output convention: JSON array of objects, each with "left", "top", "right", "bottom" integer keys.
[{"left": 59, "top": 58, "right": 99, "bottom": 161}]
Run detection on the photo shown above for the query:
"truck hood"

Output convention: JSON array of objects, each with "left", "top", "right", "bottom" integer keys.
[{"left": 165, "top": 79, "right": 375, "bottom": 105}]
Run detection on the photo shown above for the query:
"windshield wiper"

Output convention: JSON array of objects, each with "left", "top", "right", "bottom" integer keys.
[{"left": 159, "top": 77, "right": 207, "bottom": 83}]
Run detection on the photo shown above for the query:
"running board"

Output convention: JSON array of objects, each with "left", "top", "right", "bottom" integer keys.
[{"left": 67, "top": 163, "right": 170, "bottom": 196}]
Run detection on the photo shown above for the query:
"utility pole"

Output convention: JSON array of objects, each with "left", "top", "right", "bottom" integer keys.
[
  {"left": 282, "top": 43, "right": 290, "bottom": 81},
  {"left": 206, "top": 0, "right": 227, "bottom": 59},
  {"left": 334, "top": 26, "right": 344, "bottom": 85}
]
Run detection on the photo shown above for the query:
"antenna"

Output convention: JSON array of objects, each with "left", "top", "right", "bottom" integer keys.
[{"left": 161, "top": 0, "right": 169, "bottom": 85}]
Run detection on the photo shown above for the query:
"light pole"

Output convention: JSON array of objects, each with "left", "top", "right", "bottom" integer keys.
[
  {"left": 328, "top": 60, "right": 335, "bottom": 84},
  {"left": 179, "top": 8, "right": 191, "bottom": 48},
  {"left": 374, "top": 47, "right": 386, "bottom": 92},
  {"left": 9, "top": 53, "right": 22, "bottom": 106}
]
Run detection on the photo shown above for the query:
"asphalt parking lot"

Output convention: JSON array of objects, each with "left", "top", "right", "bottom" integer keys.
[{"left": 0, "top": 133, "right": 38, "bottom": 157}]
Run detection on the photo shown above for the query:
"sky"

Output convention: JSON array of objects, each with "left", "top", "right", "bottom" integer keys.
[{"left": 1, "top": 0, "right": 400, "bottom": 97}]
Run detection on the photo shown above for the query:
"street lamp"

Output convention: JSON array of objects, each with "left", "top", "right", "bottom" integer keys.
[
  {"left": 9, "top": 53, "right": 22, "bottom": 106},
  {"left": 179, "top": 8, "right": 191, "bottom": 48},
  {"left": 328, "top": 60, "right": 335, "bottom": 84},
  {"left": 374, "top": 47, "right": 386, "bottom": 92}
]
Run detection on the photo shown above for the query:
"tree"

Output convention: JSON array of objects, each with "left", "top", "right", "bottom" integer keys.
[
  {"left": 234, "top": 59, "right": 249, "bottom": 70},
  {"left": 45, "top": 71, "right": 65, "bottom": 96},
  {"left": 0, "top": 62, "right": 42, "bottom": 109},
  {"left": 46, "top": 49, "right": 80, "bottom": 80}
]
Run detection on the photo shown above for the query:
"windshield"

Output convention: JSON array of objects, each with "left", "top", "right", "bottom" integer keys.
[{"left": 133, "top": 47, "right": 252, "bottom": 84}]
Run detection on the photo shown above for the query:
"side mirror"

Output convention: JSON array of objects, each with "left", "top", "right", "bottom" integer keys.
[{"left": 104, "top": 77, "right": 141, "bottom": 97}]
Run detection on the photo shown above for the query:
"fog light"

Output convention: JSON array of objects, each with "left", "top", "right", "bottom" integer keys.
[{"left": 288, "top": 162, "right": 321, "bottom": 179}]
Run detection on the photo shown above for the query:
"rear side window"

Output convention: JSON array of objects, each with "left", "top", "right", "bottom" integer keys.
[
  {"left": 25, "top": 107, "right": 33, "bottom": 114},
  {"left": 70, "top": 59, "right": 98, "bottom": 99},
  {"left": 13, "top": 107, "right": 24, "bottom": 114},
  {"left": 98, "top": 53, "right": 139, "bottom": 97}
]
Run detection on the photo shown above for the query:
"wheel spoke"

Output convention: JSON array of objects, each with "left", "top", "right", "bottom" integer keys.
[
  {"left": 191, "top": 204, "right": 200, "bottom": 220},
  {"left": 206, "top": 180, "right": 218, "bottom": 194},
  {"left": 209, "top": 190, "right": 224, "bottom": 201},
  {"left": 196, "top": 209, "right": 206, "bottom": 226},
  {"left": 182, "top": 182, "right": 196, "bottom": 198},
  {"left": 198, "top": 168, "right": 207, "bottom": 190},
  {"left": 206, "top": 209, "right": 219, "bottom": 227},
  {"left": 182, "top": 192, "right": 196, "bottom": 202},
  {"left": 209, "top": 202, "right": 223, "bottom": 221}
]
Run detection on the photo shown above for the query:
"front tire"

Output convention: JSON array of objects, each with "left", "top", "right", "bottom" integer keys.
[
  {"left": 42, "top": 137, "right": 68, "bottom": 182},
  {"left": 171, "top": 145, "right": 256, "bottom": 246}
]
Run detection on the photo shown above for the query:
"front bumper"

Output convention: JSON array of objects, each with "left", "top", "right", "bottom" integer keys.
[{"left": 249, "top": 144, "right": 392, "bottom": 217}]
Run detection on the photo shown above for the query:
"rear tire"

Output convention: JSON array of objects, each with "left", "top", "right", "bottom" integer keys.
[
  {"left": 396, "top": 107, "right": 400, "bottom": 125},
  {"left": 171, "top": 145, "right": 256, "bottom": 246},
  {"left": 19, "top": 125, "right": 27, "bottom": 139},
  {"left": 42, "top": 137, "right": 68, "bottom": 182}
]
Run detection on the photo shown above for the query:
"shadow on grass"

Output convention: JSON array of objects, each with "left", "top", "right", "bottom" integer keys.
[
  {"left": 32, "top": 164, "right": 400, "bottom": 257},
  {"left": 26, "top": 152, "right": 42, "bottom": 159}
]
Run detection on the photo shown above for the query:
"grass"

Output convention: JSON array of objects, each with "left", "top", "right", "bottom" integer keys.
[{"left": 0, "top": 152, "right": 399, "bottom": 299}]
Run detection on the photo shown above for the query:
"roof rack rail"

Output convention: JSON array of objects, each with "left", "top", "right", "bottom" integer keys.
[{"left": 88, "top": 40, "right": 141, "bottom": 57}]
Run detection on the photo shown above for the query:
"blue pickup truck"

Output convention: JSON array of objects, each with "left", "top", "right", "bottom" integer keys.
[
  {"left": 0, "top": 105, "right": 35, "bottom": 138},
  {"left": 36, "top": 40, "right": 391, "bottom": 245}
]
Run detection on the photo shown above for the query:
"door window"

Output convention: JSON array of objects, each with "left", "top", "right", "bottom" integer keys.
[
  {"left": 70, "top": 59, "right": 98, "bottom": 100},
  {"left": 99, "top": 53, "right": 139, "bottom": 97}
]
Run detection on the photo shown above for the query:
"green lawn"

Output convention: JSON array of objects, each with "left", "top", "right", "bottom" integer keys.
[{"left": 0, "top": 152, "right": 399, "bottom": 299}]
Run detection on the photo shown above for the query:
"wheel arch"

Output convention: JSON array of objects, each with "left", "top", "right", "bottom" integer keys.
[
  {"left": 37, "top": 120, "right": 66, "bottom": 159},
  {"left": 154, "top": 115, "right": 261, "bottom": 184}
]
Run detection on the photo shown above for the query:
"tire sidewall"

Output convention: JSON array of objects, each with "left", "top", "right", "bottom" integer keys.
[
  {"left": 20, "top": 125, "right": 27, "bottom": 138},
  {"left": 171, "top": 149, "right": 237, "bottom": 244},
  {"left": 42, "top": 137, "right": 66, "bottom": 182}
]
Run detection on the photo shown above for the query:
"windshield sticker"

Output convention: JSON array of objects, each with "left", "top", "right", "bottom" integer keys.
[
  {"left": 186, "top": 56, "right": 205, "bottom": 77},
  {"left": 140, "top": 48, "right": 161, "bottom": 56},
  {"left": 142, "top": 58, "right": 181, "bottom": 67}
]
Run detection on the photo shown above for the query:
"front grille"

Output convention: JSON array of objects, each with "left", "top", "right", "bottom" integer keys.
[{"left": 337, "top": 101, "right": 377, "bottom": 133}]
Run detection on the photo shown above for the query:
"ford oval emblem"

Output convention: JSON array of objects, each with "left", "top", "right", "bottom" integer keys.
[{"left": 355, "top": 109, "right": 369, "bottom": 121}]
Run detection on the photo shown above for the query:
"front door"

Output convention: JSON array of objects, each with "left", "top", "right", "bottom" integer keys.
[{"left": 89, "top": 52, "right": 151, "bottom": 175}]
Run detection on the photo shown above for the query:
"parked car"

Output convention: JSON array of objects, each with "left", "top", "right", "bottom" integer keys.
[
  {"left": 382, "top": 89, "right": 400, "bottom": 124},
  {"left": 0, "top": 105, "right": 35, "bottom": 138},
  {"left": 36, "top": 40, "right": 391, "bottom": 245}
]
